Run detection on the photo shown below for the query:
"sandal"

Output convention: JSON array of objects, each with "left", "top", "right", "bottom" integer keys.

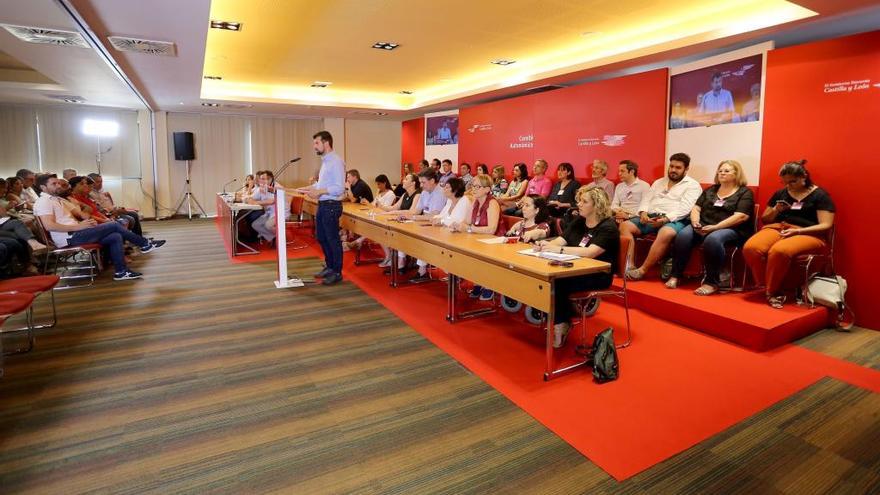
[
  {"left": 767, "top": 295, "right": 786, "bottom": 309},
  {"left": 665, "top": 277, "right": 679, "bottom": 289},
  {"left": 625, "top": 268, "right": 644, "bottom": 281},
  {"left": 694, "top": 284, "right": 718, "bottom": 296}
]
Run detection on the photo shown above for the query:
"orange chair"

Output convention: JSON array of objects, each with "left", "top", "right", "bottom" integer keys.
[
  {"left": 34, "top": 217, "right": 102, "bottom": 288},
  {"left": 1, "top": 291, "right": 37, "bottom": 358},
  {"left": 568, "top": 236, "right": 633, "bottom": 349},
  {"left": 0, "top": 275, "right": 61, "bottom": 330}
]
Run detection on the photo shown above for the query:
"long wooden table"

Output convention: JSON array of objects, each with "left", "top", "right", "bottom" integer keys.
[{"left": 331, "top": 200, "right": 611, "bottom": 380}]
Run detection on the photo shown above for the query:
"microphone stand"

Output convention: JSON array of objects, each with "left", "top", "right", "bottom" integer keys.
[{"left": 222, "top": 178, "right": 238, "bottom": 194}]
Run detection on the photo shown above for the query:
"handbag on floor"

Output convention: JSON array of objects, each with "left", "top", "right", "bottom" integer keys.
[
  {"left": 803, "top": 274, "right": 854, "bottom": 330},
  {"left": 591, "top": 327, "right": 619, "bottom": 383}
]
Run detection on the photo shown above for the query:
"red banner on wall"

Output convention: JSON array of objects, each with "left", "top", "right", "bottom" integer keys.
[
  {"left": 459, "top": 69, "right": 669, "bottom": 182},
  {"left": 761, "top": 30, "right": 880, "bottom": 329}
]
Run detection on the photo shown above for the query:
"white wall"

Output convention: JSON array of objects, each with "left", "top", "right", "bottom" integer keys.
[
  {"left": 344, "top": 119, "right": 402, "bottom": 185},
  {"left": 666, "top": 43, "right": 772, "bottom": 185}
]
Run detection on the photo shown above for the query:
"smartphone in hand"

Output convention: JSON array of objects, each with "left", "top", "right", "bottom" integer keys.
[{"left": 548, "top": 260, "right": 574, "bottom": 267}]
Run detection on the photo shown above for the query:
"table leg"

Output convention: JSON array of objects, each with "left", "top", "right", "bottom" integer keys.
[
  {"left": 390, "top": 248, "right": 399, "bottom": 288},
  {"left": 234, "top": 212, "right": 260, "bottom": 256}
]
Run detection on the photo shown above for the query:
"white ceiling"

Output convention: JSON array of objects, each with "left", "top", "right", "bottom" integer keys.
[
  {"left": 2, "top": 0, "right": 880, "bottom": 121},
  {"left": 0, "top": 0, "right": 142, "bottom": 109}
]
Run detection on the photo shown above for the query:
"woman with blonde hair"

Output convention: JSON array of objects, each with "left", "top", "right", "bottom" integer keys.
[
  {"left": 534, "top": 186, "right": 620, "bottom": 347},
  {"left": 490, "top": 165, "right": 509, "bottom": 197},
  {"left": 667, "top": 160, "right": 755, "bottom": 295}
]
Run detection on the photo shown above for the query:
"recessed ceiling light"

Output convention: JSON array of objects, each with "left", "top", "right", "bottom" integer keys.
[
  {"left": 310, "top": 81, "right": 332, "bottom": 88},
  {"left": 210, "top": 20, "right": 242, "bottom": 31},
  {"left": 201, "top": 102, "right": 220, "bottom": 107},
  {"left": 490, "top": 59, "right": 516, "bottom": 66},
  {"left": 47, "top": 95, "right": 85, "bottom": 104},
  {"left": 399, "top": 90, "right": 413, "bottom": 95},
  {"left": 581, "top": 31, "right": 598, "bottom": 36},
  {"left": 372, "top": 41, "right": 399, "bottom": 50},
  {"left": 203, "top": 75, "right": 222, "bottom": 80}
]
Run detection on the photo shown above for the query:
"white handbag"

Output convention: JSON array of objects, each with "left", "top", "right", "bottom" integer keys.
[{"left": 803, "top": 275, "right": 854, "bottom": 330}]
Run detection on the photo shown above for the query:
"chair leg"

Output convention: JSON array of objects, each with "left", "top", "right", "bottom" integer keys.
[
  {"left": 1, "top": 308, "right": 35, "bottom": 355},
  {"left": 31, "top": 290, "right": 57, "bottom": 330}
]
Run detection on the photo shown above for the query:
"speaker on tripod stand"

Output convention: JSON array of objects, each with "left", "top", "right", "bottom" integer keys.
[{"left": 172, "top": 131, "right": 206, "bottom": 220}]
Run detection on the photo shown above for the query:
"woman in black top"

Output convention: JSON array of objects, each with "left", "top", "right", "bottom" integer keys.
[
  {"left": 743, "top": 160, "right": 835, "bottom": 308},
  {"left": 547, "top": 162, "right": 580, "bottom": 217},
  {"left": 535, "top": 186, "right": 619, "bottom": 348},
  {"left": 668, "top": 160, "right": 755, "bottom": 295},
  {"left": 379, "top": 173, "right": 421, "bottom": 214}
]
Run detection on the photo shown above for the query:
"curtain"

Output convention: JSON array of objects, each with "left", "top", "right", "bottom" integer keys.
[
  {"left": 250, "top": 117, "right": 323, "bottom": 185},
  {"left": 36, "top": 105, "right": 140, "bottom": 179},
  {"left": 0, "top": 105, "right": 38, "bottom": 177}
]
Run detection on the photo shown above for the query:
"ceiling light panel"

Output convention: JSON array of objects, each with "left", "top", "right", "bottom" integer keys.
[
  {"left": 490, "top": 59, "right": 516, "bottom": 66},
  {"left": 372, "top": 42, "right": 399, "bottom": 50},
  {"left": 210, "top": 20, "right": 242, "bottom": 31}
]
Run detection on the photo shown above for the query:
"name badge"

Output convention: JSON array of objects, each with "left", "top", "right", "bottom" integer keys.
[
  {"left": 713, "top": 198, "right": 725, "bottom": 207},
  {"left": 579, "top": 234, "right": 592, "bottom": 247},
  {"left": 791, "top": 201, "right": 804, "bottom": 210},
  {"left": 557, "top": 190, "right": 565, "bottom": 196}
]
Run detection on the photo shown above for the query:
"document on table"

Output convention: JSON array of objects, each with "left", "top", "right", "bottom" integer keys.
[
  {"left": 478, "top": 237, "right": 508, "bottom": 244},
  {"left": 0, "top": 217, "right": 9, "bottom": 226},
  {"left": 517, "top": 248, "right": 580, "bottom": 262}
]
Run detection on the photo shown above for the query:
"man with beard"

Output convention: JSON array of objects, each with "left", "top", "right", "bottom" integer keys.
[
  {"left": 297, "top": 131, "right": 346, "bottom": 286},
  {"left": 620, "top": 152, "right": 701, "bottom": 280}
]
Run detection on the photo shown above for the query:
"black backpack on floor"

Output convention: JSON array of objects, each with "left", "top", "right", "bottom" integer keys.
[{"left": 591, "top": 328, "right": 619, "bottom": 383}]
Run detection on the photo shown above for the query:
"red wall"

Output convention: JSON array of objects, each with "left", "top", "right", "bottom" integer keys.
[
  {"left": 760, "top": 30, "right": 880, "bottom": 329},
  {"left": 401, "top": 117, "right": 424, "bottom": 176},
  {"left": 459, "top": 69, "right": 669, "bottom": 182}
]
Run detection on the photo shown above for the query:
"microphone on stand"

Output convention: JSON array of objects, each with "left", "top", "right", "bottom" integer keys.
[
  {"left": 272, "top": 157, "right": 301, "bottom": 186},
  {"left": 222, "top": 178, "right": 238, "bottom": 194}
]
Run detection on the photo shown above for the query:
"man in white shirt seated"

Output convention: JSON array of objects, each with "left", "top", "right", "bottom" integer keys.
[
  {"left": 620, "top": 152, "right": 702, "bottom": 280},
  {"left": 34, "top": 175, "right": 165, "bottom": 281},
  {"left": 611, "top": 160, "right": 651, "bottom": 223}
]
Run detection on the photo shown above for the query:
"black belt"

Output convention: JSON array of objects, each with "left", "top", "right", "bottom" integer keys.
[{"left": 319, "top": 200, "right": 341, "bottom": 204}]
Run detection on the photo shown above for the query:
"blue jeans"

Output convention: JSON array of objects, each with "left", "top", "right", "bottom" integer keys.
[
  {"left": 69, "top": 222, "right": 150, "bottom": 273},
  {"left": 316, "top": 200, "right": 343, "bottom": 275},
  {"left": 671, "top": 225, "right": 742, "bottom": 286}
]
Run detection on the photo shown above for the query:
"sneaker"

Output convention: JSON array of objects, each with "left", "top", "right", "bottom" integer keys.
[
  {"left": 553, "top": 322, "right": 571, "bottom": 349},
  {"left": 479, "top": 288, "right": 495, "bottom": 301},
  {"left": 322, "top": 272, "right": 343, "bottom": 285},
  {"left": 469, "top": 285, "right": 483, "bottom": 298},
  {"left": 409, "top": 272, "right": 431, "bottom": 284},
  {"left": 377, "top": 258, "right": 392, "bottom": 268},
  {"left": 113, "top": 270, "right": 143, "bottom": 281},
  {"left": 140, "top": 240, "right": 166, "bottom": 254},
  {"left": 315, "top": 267, "right": 334, "bottom": 278}
]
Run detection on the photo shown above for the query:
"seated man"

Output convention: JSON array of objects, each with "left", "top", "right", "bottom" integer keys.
[
  {"left": 87, "top": 173, "right": 144, "bottom": 236},
  {"left": 246, "top": 171, "right": 280, "bottom": 243},
  {"left": 611, "top": 160, "right": 650, "bottom": 223},
  {"left": 620, "top": 152, "right": 702, "bottom": 280},
  {"left": 62, "top": 168, "right": 77, "bottom": 180},
  {"left": 410, "top": 168, "right": 447, "bottom": 219},
  {"left": 16, "top": 169, "right": 40, "bottom": 207},
  {"left": 585, "top": 159, "right": 615, "bottom": 200},
  {"left": 343, "top": 169, "right": 374, "bottom": 204},
  {"left": 438, "top": 159, "right": 456, "bottom": 186},
  {"left": 34, "top": 175, "right": 165, "bottom": 281}
]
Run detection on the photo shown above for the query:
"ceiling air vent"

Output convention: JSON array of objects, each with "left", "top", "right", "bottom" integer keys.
[
  {"left": 0, "top": 24, "right": 88, "bottom": 48},
  {"left": 47, "top": 95, "right": 85, "bottom": 104},
  {"left": 108, "top": 36, "right": 176, "bottom": 56}
]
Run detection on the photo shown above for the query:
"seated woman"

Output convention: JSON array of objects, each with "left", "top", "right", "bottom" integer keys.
[
  {"left": 547, "top": 162, "right": 580, "bottom": 217},
  {"left": 5, "top": 177, "right": 32, "bottom": 211},
  {"left": 534, "top": 186, "right": 619, "bottom": 348},
  {"left": 506, "top": 194, "right": 551, "bottom": 243},
  {"left": 378, "top": 173, "right": 421, "bottom": 273},
  {"left": 490, "top": 165, "right": 508, "bottom": 197},
  {"left": 743, "top": 160, "right": 835, "bottom": 309},
  {"left": 667, "top": 160, "right": 754, "bottom": 295},
  {"left": 409, "top": 178, "right": 472, "bottom": 282},
  {"left": 498, "top": 162, "right": 529, "bottom": 212},
  {"left": 346, "top": 174, "right": 397, "bottom": 260},
  {"left": 451, "top": 174, "right": 505, "bottom": 300},
  {"left": 236, "top": 174, "right": 255, "bottom": 202}
]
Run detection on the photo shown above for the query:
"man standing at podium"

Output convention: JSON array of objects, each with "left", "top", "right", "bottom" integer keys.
[{"left": 299, "top": 131, "right": 346, "bottom": 285}]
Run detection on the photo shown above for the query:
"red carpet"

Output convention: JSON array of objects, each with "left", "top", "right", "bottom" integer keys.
[{"left": 222, "top": 226, "right": 880, "bottom": 480}]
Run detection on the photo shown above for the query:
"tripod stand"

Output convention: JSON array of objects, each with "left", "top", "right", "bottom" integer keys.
[{"left": 174, "top": 160, "right": 206, "bottom": 220}]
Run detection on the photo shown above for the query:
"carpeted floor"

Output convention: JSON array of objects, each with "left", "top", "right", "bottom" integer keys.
[{"left": 1, "top": 218, "right": 878, "bottom": 494}]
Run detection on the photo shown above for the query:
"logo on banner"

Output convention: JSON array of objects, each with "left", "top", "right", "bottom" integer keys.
[
  {"left": 509, "top": 134, "right": 533, "bottom": 149},
  {"left": 602, "top": 135, "right": 627, "bottom": 147},
  {"left": 823, "top": 79, "right": 875, "bottom": 94},
  {"left": 466, "top": 123, "right": 493, "bottom": 133},
  {"left": 577, "top": 135, "right": 627, "bottom": 147}
]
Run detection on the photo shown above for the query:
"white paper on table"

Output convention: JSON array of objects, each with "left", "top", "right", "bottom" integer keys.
[
  {"left": 517, "top": 248, "right": 580, "bottom": 262},
  {"left": 478, "top": 237, "right": 508, "bottom": 244},
  {"left": 0, "top": 217, "right": 9, "bottom": 226}
]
